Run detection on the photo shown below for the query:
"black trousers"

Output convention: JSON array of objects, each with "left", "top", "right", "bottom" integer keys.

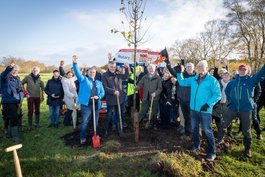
[{"left": 2, "top": 103, "right": 19, "bottom": 127}]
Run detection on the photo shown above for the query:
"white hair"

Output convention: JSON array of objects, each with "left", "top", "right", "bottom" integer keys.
[
  {"left": 148, "top": 64, "right": 156, "bottom": 70},
  {"left": 185, "top": 62, "right": 194, "bottom": 68},
  {"left": 197, "top": 60, "right": 208, "bottom": 68}
]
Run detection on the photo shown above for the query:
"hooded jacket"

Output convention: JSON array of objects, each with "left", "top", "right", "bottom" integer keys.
[{"left": 225, "top": 64, "right": 265, "bottom": 112}]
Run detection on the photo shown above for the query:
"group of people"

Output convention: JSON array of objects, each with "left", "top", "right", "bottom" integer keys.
[{"left": 1, "top": 51, "right": 265, "bottom": 161}]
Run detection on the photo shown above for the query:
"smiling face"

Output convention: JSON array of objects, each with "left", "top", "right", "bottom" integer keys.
[
  {"left": 88, "top": 68, "right": 96, "bottom": 79},
  {"left": 11, "top": 65, "right": 19, "bottom": 77}
]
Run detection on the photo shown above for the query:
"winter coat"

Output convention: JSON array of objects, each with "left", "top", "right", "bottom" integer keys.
[
  {"left": 177, "top": 73, "right": 221, "bottom": 114},
  {"left": 225, "top": 65, "right": 265, "bottom": 112},
  {"left": 1, "top": 66, "right": 24, "bottom": 104},
  {"left": 45, "top": 77, "right": 64, "bottom": 106},
  {"left": 102, "top": 69, "right": 129, "bottom": 106},
  {"left": 61, "top": 77, "right": 77, "bottom": 110},
  {"left": 73, "top": 63, "right": 105, "bottom": 109},
  {"left": 160, "top": 78, "right": 173, "bottom": 104},
  {"left": 136, "top": 74, "right": 162, "bottom": 101},
  {"left": 177, "top": 71, "right": 196, "bottom": 103},
  {"left": 22, "top": 73, "right": 44, "bottom": 97}
]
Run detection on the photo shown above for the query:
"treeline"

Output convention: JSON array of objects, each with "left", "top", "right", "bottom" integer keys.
[
  {"left": 0, "top": 56, "right": 58, "bottom": 73},
  {"left": 169, "top": 0, "right": 265, "bottom": 73}
]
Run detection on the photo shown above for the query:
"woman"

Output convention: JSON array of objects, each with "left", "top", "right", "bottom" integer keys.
[{"left": 61, "top": 71, "right": 77, "bottom": 126}]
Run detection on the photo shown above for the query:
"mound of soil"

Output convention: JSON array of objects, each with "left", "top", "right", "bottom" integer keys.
[{"left": 61, "top": 119, "right": 241, "bottom": 173}]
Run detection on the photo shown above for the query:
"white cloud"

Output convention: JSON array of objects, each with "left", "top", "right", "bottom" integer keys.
[{"left": 1, "top": 0, "right": 228, "bottom": 67}]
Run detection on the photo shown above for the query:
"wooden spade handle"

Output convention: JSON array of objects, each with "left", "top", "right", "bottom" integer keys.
[{"left": 5, "top": 144, "right": 23, "bottom": 177}]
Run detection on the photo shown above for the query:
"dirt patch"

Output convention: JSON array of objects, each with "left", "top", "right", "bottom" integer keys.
[{"left": 61, "top": 121, "right": 241, "bottom": 174}]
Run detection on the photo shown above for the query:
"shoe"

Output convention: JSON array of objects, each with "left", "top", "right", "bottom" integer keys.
[
  {"left": 112, "top": 126, "right": 117, "bottom": 132},
  {"left": 80, "top": 138, "right": 86, "bottom": 145},
  {"left": 257, "top": 134, "right": 263, "bottom": 140},
  {"left": 47, "top": 124, "right": 53, "bottom": 128},
  {"left": 243, "top": 149, "right": 252, "bottom": 158},
  {"left": 217, "top": 138, "right": 224, "bottom": 145},
  {"left": 55, "top": 124, "right": 59, "bottom": 128},
  {"left": 262, "top": 127, "right": 265, "bottom": 131},
  {"left": 28, "top": 126, "right": 33, "bottom": 131},
  {"left": 191, "top": 147, "right": 200, "bottom": 155},
  {"left": 153, "top": 126, "right": 158, "bottom": 130},
  {"left": 206, "top": 154, "right": 216, "bottom": 161}
]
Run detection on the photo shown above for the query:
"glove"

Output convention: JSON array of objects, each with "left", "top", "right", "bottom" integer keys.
[
  {"left": 151, "top": 92, "right": 156, "bottom": 98},
  {"left": 174, "top": 64, "right": 182, "bottom": 73},
  {"left": 200, "top": 103, "right": 209, "bottom": 112}
]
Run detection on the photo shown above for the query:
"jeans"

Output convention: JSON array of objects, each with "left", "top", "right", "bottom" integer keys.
[
  {"left": 107, "top": 104, "right": 123, "bottom": 130},
  {"left": 49, "top": 105, "right": 60, "bottom": 125},
  {"left": 190, "top": 110, "right": 216, "bottom": 156},
  {"left": 80, "top": 104, "right": 99, "bottom": 140}
]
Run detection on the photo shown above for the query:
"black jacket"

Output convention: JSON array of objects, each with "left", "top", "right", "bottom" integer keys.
[{"left": 45, "top": 77, "right": 64, "bottom": 106}]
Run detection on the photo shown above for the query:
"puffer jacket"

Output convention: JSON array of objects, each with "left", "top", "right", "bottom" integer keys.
[
  {"left": 73, "top": 63, "right": 105, "bottom": 109},
  {"left": 177, "top": 73, "right": 221, "bottom": 114},
  {"left": 225, "top": 64, "right": 265, "bottom": 112},
  {"left": 1, "top": 66, "right": 24, "bottom": 104},
  {"left": 45, "top": 77, "right": 64, "bottom": 106}
]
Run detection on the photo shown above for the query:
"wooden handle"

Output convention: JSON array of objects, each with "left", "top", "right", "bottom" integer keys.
[{"left": 5, "top": 144, "right": 22, "bottom": 152}]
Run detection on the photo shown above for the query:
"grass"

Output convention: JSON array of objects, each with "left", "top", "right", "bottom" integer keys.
[{"left": 0, "top": 73, "right": 265, "bottom": 177}]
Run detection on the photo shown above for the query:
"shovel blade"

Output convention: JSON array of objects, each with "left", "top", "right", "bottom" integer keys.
[{"left": 92, "top": 135, "right": 100, "bottom": 148}]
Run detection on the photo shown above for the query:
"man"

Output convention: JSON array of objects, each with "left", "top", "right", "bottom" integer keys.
[
  {"left": 176, "top": 60, "right": 221, "bottom": 161},
  {"left": 45, "top": 70, "right": 64, "bottom": 128},
  {"left": 72, "top": 55, "right": 105, "bottom": 145},
  {"left": 102, "top": 61, "right": 129, "bottom": 137},
  {"left": 136, "top": 64, "right": 162, "bottom": 130},
  {"left": 163, "top": 49, "right": 196, "bottom": 137},
  {"left": 22, "top": 66, "right": 45, "bottom": 130},
  {"left": 221, "top": 64, "right": 265, "bottom": 157},
  {"left": 1, "top": 61, "right": 24, "bottom": 142}
]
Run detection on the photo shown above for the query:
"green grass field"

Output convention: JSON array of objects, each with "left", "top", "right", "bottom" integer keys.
[{"left": 0, "top": 73, "right": 265, "bottom": 177}]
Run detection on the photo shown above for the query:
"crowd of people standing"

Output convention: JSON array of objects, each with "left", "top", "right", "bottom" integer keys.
[{"left": 1, "top": 51, "right": 265, "bottom": 161}]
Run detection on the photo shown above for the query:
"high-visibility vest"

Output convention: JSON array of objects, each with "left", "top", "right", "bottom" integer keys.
[{"left": 127, "top": 66, "right": 141, "bottom": 96}]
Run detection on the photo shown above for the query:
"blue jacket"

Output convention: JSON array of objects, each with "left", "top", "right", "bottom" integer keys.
[
  {"left": 177, "top": 73, "right": 221, "bottom": 114},
  {"left": 73, "top": 63, "right": 105, "bottom": 109},
  {"left": 1, "top": 66, "right": 24, "bottom": 104},
  {"left": 225, "top": 64, "right": 265, "bottom": 112}
]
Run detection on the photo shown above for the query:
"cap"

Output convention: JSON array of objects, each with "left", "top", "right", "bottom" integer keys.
[{"left": 238, "top": 64, "right": 247, "bottom": 70}]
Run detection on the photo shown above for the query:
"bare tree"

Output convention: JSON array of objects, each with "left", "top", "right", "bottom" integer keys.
[
  {"left": 112, "top": 0, "right": 149, "bottom": 143},
  {"left": 224, "top": 0, "right": 265, "bottom": 72}
]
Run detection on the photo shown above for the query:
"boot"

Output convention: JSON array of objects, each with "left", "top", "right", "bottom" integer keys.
[
  {"left": 11, "top": 126, "right": 20, "bottom": 143},
  {"left": 35, "top": 115, "right": 40, "bottom": 128}
]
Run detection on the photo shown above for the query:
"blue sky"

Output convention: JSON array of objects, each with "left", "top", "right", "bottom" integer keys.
[{"left": 0, "top": 0, "right": 226, "bottom": 67}]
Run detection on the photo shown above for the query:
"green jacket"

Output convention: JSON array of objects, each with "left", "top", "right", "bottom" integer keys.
[{"left": 22, "top": 74, "right": 44, "bottom": 97}]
